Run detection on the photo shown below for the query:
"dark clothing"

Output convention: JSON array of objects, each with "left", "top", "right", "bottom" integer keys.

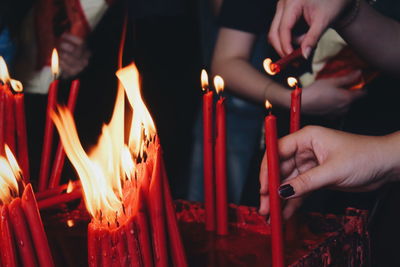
[
  {"left": 0, "top": 0, "right": 34, "bottom": 32},
  {"left": 127, "top": 0, "right": 185, "bottom": 18}
]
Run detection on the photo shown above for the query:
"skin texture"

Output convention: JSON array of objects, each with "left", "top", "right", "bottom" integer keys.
[
  {"left": 268, "top": 0, "right": 400, "bottom": 75},
  {"left": 59, "top": 33, "right": 91, "bottom": 79},
  {"left": 259, "top": 126, "right": 400, "bottom": 219},
  {"left": 212, "top": 27, "right": 364, "bottom": 115}
]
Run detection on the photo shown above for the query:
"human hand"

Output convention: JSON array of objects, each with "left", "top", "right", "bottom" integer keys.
[
  {"left": 59, "top": 33, "right": 91, "bottom": 79},
  {"left": 268, "top": 0, "right": 352, "bottom": 58},
  {"left": 259, "top": 126, "right": 400, "bottom": 218},
  {"left": 301, "top": 71, "right": 365, "bottom": 116}
]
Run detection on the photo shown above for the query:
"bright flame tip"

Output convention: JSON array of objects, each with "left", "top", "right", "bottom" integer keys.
[{"left": 213, "top": 75, "right": 224, "bottom": 94}]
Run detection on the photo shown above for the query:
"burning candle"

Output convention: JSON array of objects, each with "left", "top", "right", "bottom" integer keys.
[
  {"left": 39, "top": 48, "right": 59, "bottom": 191},
  {"left": 201, "top": 69, "right": 215, "bottom": 231},
  {"left": 0, "top": 205, "right": 17, "bottom": 267},
  {"left": 264, "top": 101, "right": 285, "bottom": 267},
  {"left": 0, "top": 58, "right": 7, "bottom": 154},
  {"left": 4, "top": 85, "right": 16, "bottom": 153},
  {"left": 48, "top": 79, "right": 80, "bottom": 189},
  {"left": 214, "top": 75, "right": 228, "bottom": 236},
  {"left": 263, "top": 48, "right": 303, "bottom": 75},
  {"left": 37, "top": 186, "right": 82, "bottom": 210},
  {"left": 288, "top": 77, "right": 302, "bottom": 133}
]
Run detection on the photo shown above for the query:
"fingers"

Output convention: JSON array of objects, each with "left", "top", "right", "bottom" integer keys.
[
  {"left": 278, "top": 164, "right": 334, "bottom": 199},
  {"left": 300, "top": 17, "right": 327, "bottom": 57},
  {"left": 61, "top": 33, "right": 84, "bottom": 47},
  {"left": 259, "top": 152, "right": 269, "bottom": 215},
  {"left": 331, "top": 70, "right": 362, "bottom": 87},
  {"left": 268, "top": 1, "right": 285, "bottom": 57},
  {"left": 279, "top": 3, "right": 302, "bottom": 55}
]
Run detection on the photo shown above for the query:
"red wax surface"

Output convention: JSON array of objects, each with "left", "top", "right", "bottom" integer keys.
[
  {"left": 0, "top": 86, "right": 5, "bottom": 154},
  {"left": 21, "top": 184, "right": 54, "bottom": 267},
  {"left": 4, "top": 89, "right": 16, "bottom": 154},
  {"left": 0, "top": 205, "right": 17, "bottom": 267},
  {"left": 15, "top": 93, "right": 30, "bottom": 182},
  {"left": 265, "top": 114, "right": 284, "bottom": 267},
  {"left": 215, "top": 97, "right": 228, "bottom": 236},
  {"left": 39, "top": 80, "right": 59, "bottom": 191},
  {"left": 88, "top": 223, "right": 100, "bottom": 267},
  {"left": 275, "top": 48, "right": 303, "bottom": 72},
  {"left": 203, "top": 90, "right": 215, "bottom": 231},
  {"left": 290, "top": 87, "right": 302, "bottom": 133},
  {"left": 37, "top": 187, "right": 82, "bottom": 210},
  {"left": 48, "top": 79, "right": 80, "bottom": 189}
]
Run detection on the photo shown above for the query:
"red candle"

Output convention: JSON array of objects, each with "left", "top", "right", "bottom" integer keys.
[
  {"left": 0, "top": 86, "right": 5, "bottom": 154},
  {"left": 124, "top": 218, "right": 141, "bottom": 266},
  {"left": 13, "top": 85, "right": 30, "bottom": 183},
  {"left": 48, "top": 79, "right": 80, "bottom": 189},
  {"left": 214, "top": 76, "right": 228, "bottom": 236},
  {"left": 4, "top": 88, "right": 16, "bottom": 154},
  {"left": 39, "top": 48, "right": 59, "bottom": 191},
  {"left": 99, "top": 228, "right": 112, "bottom": 266},
  {"left": 35, "top": 180, "right": 80, "bottom": 201},
  {"left": 21, "top": 184, "right": 54, "bottom": 267},
  {"left": 264, "top": 101, "right": 285, "bottom": 267},
  {"left": 161, "top": 158, "right": 187, "bottom": 267},
  {"left": 263, "top": 48, "right": 303, "bottom": 75},
  {"left": 112, "top": 226, "right": 130, "bottom": 266},
  {"left": 288, "top": 77, "right": 302, "bottom": 133},
  {"left": 148, "top": 145, "right": 168, "bottom": 267},
  {"left": 37, "top": 187, "right": 82, "bottom": 210},
  {"left": 88, "top": 223, "right": 100, "bottom": 267},
  {"left": 0, "top": 205, "right": 17, "bottom": 267},
  {"left": 201, "top": 69, "right": 215, "bottom": 231},
  {"left": 9, "top": 198, "right": 37, "bottom": 267}
]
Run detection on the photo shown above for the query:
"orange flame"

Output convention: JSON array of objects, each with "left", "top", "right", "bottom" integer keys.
[
  {"left": 67, "top": 219, "right": 75, "bottom": 228},
  {"left": 0, "top": 145, "right": 22, "bottom": 204},
  {"left": 265, "top": 100, "right": 272, "bottom": 110},
  {"left": 51, "top": 49, "right": 59, "bottom": 77},
  {"left": 287, "top": 77, "right": 298, "bottom": 88},
  {"left": 66, "top": 180, "right": 74, "bottom": 194},
  {"left": 201, "top": 69, "right": 209, "bottom": 91},
  {"left": 263, "top": 58, "right": 278, "bottom": 75},
  {"left": 0, "top": 57, "right": 10, "bottom": 83},
  {"left": 213, "top": 75, "right": 224, "bottom": 94},
  {"left": 52, "top": 62, "right": 156, "bottom": 225}
]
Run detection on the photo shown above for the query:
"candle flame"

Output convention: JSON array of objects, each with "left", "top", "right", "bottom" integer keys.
[
  {"left": 287, "top": 77, "right": 298, "bottom": 88},
  {"left": 265, "top": 100, "right": 272, "bottom": 110},
  {"left": 121, "top": 145, "right": 135, "bottom": 181},
  {"left": 201, "top": 69, "right": 209, "bottom": 91},
  {"left": 0, "top": 145, "right": 22, "bottom": 204},
  {"left": 10, "top": 79, "right": 23, "bottom": 93},
  {"left": 263, "top": 58, "right": 279, "bottom": 75},
  {"left": 66, "top": 180, "right": 74, "bottom": 194},
  {"left": 51, "top": 49, "right": 59, "bottom": 77},
  {"left": 67, "top": 219, "right": 75, "bottom": 228},
  {"left": 0, "top": 57, "right": 10, "bottom": 83},
  {"left": 213, "top": 75, "right": 224, "bottom": 95}
]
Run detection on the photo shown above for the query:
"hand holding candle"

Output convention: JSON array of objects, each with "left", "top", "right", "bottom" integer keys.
[{"left": 263, "top": 48, "right": 304, "bottom": 75}]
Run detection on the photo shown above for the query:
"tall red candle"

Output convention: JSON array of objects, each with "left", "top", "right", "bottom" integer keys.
[
  {"left": 201, "top": 69, "right": 215, "bottom": 231},
  {"left": 13, "top": 85, "right": 30, "bottom": 183},
  {"left": 4, "top": 88, "right": 16, "bottom": 154},
  {"left": 0, "top": 86, "right": 5, "bottom": 155},
  {"left": 21, "top": 184, "right": 54, "bottom": 267},
  {"left": 264, "top": 101, "right": 285, "bottom": 267},
  {"left": 37, "top": 187, "right": 82, "bottom": 210},
  {"left": 263, "top": 48, "right": 303, "bottom": 75},
  {"left": 39, "top": 48, "right": 59, "bottom": 191},
  {"left": 214, "top": 75, "right": 228, "bottom": 236},
  {"left": 0, "top": 205, "right": 17, "bottom": 267},
  {"left": 48, "top": 79, "right": 80, "bottom": 188},
  {"left": 288, "top": 77, "right": 302, "bottom": 133},
  {"left": 9, "top": 198, "right": 37, "bottom": 267}
]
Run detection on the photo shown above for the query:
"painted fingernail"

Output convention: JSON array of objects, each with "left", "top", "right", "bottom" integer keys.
[
  {"left": 303, "top": 46, "right": 312, "bottom": 59},
  {"left": 278, "top": 184, "right": 295, "bottom": 198}
]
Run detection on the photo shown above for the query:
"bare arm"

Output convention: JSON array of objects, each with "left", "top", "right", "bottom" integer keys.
[{"left": 211, "top": 27, "right": 291, "bottom": 107}]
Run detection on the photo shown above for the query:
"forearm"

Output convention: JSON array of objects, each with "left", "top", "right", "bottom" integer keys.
[
  {"left": 379, "top": 131, "right": 400, "bottom": 182},
  {"left": 212, "top": 56, "right": 290, "bottom": 107},
  {"left": 339, "top": 1, "right": 400, "bottom": 75}
]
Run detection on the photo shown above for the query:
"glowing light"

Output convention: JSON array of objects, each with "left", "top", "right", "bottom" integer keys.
[
  {"left": 287, "top": 77, "right": 298, "bottom": 88},
  {"left": 265, "top": 100, "right": 272, "bottom": 110},
  {"left": 263, "top": 58, "right": 279, "bottom": 75},
  {"left": 201, "top": 69, "right": 209, "bottom": 91},
  {"left": 67, "top": 219, "right": 75, "bottom": 228},
  {"left": 51, "top": 49, "right": 59, "bottom": 77},
  {"left": 0, "top": 57, "right": 10, "bottom": 83},
  {"left": 0, "top": 145, "right": 22, "bottom": 204},
  {"left": 213, "top": 75, "right": 224, "bottom": 95},
  {"left": 66, "top": 180, "right": 74, "bottom": 194}
]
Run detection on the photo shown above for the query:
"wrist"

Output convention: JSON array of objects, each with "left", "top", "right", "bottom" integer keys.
[
  {"left": 334, "top": 0, "right": 362, "bottom": 30},
  {"left": 379, "top": 132, "right": 400, "bottom": 183}
]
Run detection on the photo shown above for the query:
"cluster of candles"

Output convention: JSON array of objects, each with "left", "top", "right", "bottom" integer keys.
[
  {"left": 201, "top": 48, "right": 304, "bottom": 267},
  {"left": 52, "top": 63, "right": 187, "bottom": 266}
]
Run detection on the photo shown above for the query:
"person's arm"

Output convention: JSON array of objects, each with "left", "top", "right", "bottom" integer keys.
[
  {"left": 212, "top": 27, "right": 364, "bottom": 114},
  {"left": 259, "top": 126, "right": 400, "bottom": 218},
  {"left": 212, "top": 27, "right": 291, "bottom": 107},
  {"left": 269, "top": 0, "right": 400, "bottom": 75}
]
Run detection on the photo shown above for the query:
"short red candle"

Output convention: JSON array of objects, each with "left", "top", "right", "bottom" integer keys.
[
  {"left": 4, "top": 88, "right": 16, "bottom": 154},
  {"left": 288, "top": 77, "right": 302, "bottom": 133},
  {"left": 37, "top": 187, "right": 82, "bottom": 210},
  {"left": 38, "top": 79, "right": 59, "bottom": 191},
  {"left": 201, "top": 70, "right": 215, "bottom": 232},
  {"left": 214, "top": 76, "right": 228, "bottom": 236},
  {"left": 0, "top": 205, "right": 17, "bottom": 267},
  {"left": 88, "top": 223, "right": 100, "bottom": 267},
  {"left": 21, "top": 184, "right": 54, "bottom": 267},
  {"left": 9, "top": 198, "right": 37, "bottom": 267},
  {"left": 264, "top": 101, "right": 285, "bottom": 267},
  {"left": 48, "top": 79, "right": 80, "bottom": 189}
]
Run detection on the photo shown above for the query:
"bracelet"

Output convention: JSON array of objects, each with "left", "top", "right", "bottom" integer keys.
[{"left": 334, "top": 0, "right": 362, "bottom": 30}]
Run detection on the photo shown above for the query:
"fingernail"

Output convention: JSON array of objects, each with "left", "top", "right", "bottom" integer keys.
[
  {"left": 303, "top": 46, "right": 312, "bottom": 59},
  {"left": 278, "top": 184, "right": 295, "bottom": 198}
]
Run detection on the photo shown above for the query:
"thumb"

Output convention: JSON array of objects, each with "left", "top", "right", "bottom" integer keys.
[
  {"left": 301, "top": 20, "right": 326, "bottom": 58},
  {"left": 331, "top": 71, "right": 362, "bottom": 87},
  {"left": 278, "top": 164, "right": 334, "bottom": 199}
]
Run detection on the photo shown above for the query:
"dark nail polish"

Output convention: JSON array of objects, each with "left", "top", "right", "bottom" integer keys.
[{"left": 278, "top": 184, "right": 295, "bottom": 198}]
